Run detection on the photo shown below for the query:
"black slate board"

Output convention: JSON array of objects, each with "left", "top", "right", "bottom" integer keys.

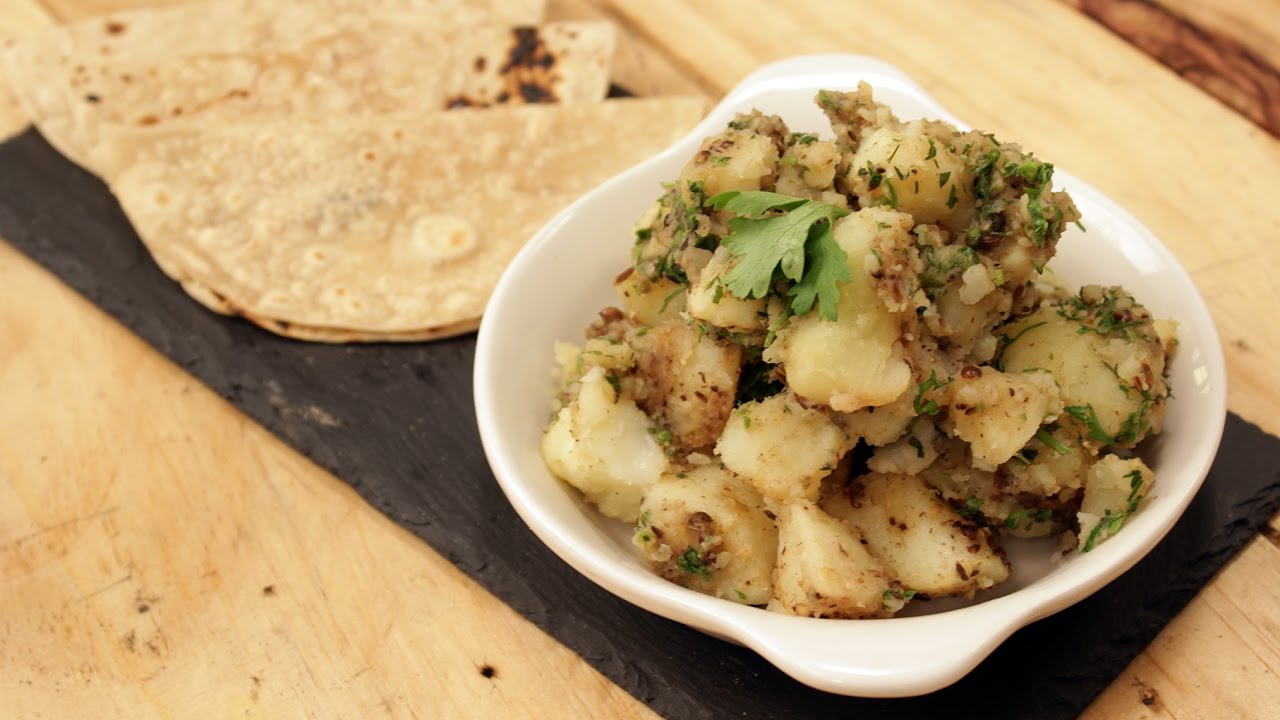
[{"left": 3, "top": 128, "right": 1279, "bottom": 719}]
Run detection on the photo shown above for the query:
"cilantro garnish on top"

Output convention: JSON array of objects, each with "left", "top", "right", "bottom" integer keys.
[{"left": 707, "top": 190, "right": 852, "bottom": 321}]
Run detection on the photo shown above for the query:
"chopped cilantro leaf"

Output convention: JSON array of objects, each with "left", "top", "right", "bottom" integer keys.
[
  {"left": 959, "top": 497, "right": 984, "bottom": 519},
  {"left": 676, "top": 547, "right": 712, "bottom": 578},
  {"left": 881, "top": 178, "right": 899, "bottom": 209},
  {"left": 858, "top": 161, "right": 884, "bottom": 190},
  {"left": 1115, "top": 396, "right": 1153, "bottom": 445},
  {"left": 1065, "top": 404, "right": 1114, "bottom": 444},
  {"left": 913, "top": 370, "right": 952, "bottom": 416},
  {"left": 1057, "top": 287, "right": 1145, "bottom": 338},
  {"left": 993, "top": 320, "right": 1046, "bottom": 371},
  {"left": 657, "top": 284, "right": 686, "bottom": 314},
  {"left": 1124, "top": 469, "right": 1146, "bottom": 513},
  {"left": 1082, "top": 508, "right": 1129, "bottom": 552},
  {"left": 634, "top": 510, "right": 653, "bottom": 543},
  {"left": 1035, "top": 428, "right": 1072, "bottom": 455}
]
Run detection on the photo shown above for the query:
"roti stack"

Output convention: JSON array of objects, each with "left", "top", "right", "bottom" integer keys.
[{"left": 2, "top": 0, "right": 706, "bottom": 341}]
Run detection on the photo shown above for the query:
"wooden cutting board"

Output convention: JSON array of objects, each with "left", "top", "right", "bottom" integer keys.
[{"left": 3, "top": 0, "right": 1280, "bottom": 717}]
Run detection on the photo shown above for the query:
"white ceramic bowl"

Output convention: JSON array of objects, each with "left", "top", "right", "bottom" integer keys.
[{"left": 474, "top": 55, "right": 1227, "bottom": 697}]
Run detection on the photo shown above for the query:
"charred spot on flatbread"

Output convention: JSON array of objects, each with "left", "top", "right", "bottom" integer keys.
[
  {"left": 105, "top": 21, "right": 127, "bottom": 35},
  {"left": 10, "top": 16, "right": 614, "bottom": 173},
  {"left": 519, "top": 83, "right": 553, "bottom": 102},
  {"left": 496, "top": 26, "right": 560, "bottom": 105}
]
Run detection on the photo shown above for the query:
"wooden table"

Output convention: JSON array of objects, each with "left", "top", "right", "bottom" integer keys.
[{"left": 2, "top": 0, "right": 1278, "bottom": 717}]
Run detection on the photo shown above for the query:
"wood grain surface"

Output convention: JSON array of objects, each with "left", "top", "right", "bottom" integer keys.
[
  {"left": 2, "top": 0, "right": 1279, "bottom": 717},
  {"left": 0, "top": 242, "right": 658, "bottom": 720},
  {"left": 1062, "top": 0, "right": 1280, "bottom": 137}
]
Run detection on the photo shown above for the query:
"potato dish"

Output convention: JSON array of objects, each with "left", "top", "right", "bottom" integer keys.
[{"left": 540, "top": 83, "right": 1176, "bottom": 618}]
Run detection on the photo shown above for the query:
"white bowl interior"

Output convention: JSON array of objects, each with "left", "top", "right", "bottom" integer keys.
[{"left": 474, "top": 55, "right": 1226, "bottom": 697}]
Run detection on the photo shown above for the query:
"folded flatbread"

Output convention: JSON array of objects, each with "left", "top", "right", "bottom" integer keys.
[
  {"left": 2, "top": 0, "right": 547, "bottom": 170},
  {"left": 101, "top": 97, "right": 707, "bottom": 341},
  {"left": 63, "top": 21, "right": 613, "bottom": 176},
  {"left": 0, "top": 0, "right": 54, "bottom": 141}
]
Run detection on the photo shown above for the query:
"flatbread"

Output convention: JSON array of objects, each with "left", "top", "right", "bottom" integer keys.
[
  {"left": 101, "top": 97, "right": 707, "bottom": 338},
  {"left": 0, "top": 1, "right": 54, "bottom": 141},
  {"left": 178, "top": 272, "right": 479, "bottom": 343},
  {"left": 56, "top": 21, "right": 613, "bottom": 176},
  {"left": 2, "top": 0, "right": 546, "bottom": 170}
]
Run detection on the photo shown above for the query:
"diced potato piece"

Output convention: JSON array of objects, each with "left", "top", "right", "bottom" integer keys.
[
  {"left": 1002, "top": 424, "right": 1094, "bottom": 497},
  {"left": 552, "top": 341, "right": 582, "bottom": 388},
  {"left": 541, "top": 368, "right": 668, "bottom": 521},
  {"left": 1154, "top": 318, "right": 1179, "bottom": 355},
  {"left": 957, "top": 263, "right": 997, "bottom": 305},
  {"left": 816, "top": 83, "right": 895, "bottom": 150},
  {"left": 615, "top": 269, "right": 686, "bottom": 326},
  {"left": 942, "top": 367, "right": 1063, "bottom": 466},
  {"left": 999, "top": 294, "right": 1168, "bottom": 449},
  {"left": 827, "top": 473, "right": 1010, "bottom": 597},
  {"left": 914, "top": 435, "right": 1055, "bottom": 538},
  {"left": 847, "top": 122, "right": 973, "bottom": 232},
  {"left": 774, "top": 136, "right": 841, "bottom": 197},
  {"left": 716, "top": 393, "right": 845, "bottom": 502},
  {"left": 1077, "top": 455, "right": 1154, "bottom": 552},
  {"left": 766, "top": 209, "right": 913, "bottom": 411},
  {"left": 687, "top": 246, "right": 767, "bottom": 333},
  {"left": 634, "top": 323, "right": 742, "bottom": 450},
  {"left": 633, "top": 465, "right": 777, "bottom": 604},
  {"left": 868, "top": 417, "right": 938, "bottom": 476},
  {"left": 681, "top": 131, "right": 779, "bottom": 199},
  {"left": 928, "top": 285, "right": 1008, "bottom": 358},
  {"left": 771, "top": 500, "right": 889, "bottom": 618},
  {"left": 831, "top": 390, "right": 915, "bottom": 446},
  {"left": 579, "top": 337, "right": 636, "bottom": 373}
]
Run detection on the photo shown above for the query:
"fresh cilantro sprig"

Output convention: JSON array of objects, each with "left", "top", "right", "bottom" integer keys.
[{"left": 708, "top": 191, "right": 852, "bottom": 320}]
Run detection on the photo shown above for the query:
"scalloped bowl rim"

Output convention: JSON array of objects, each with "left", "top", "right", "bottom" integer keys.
[{"left": 474, "top": 54, "right": 1227, "bottom": 697}]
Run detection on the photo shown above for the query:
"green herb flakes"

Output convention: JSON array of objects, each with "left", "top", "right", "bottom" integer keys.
[
  {"left": 677, "top": 547, "right": 712, "bottom": 578},
  {"left": 913, "top": 370, "right": 952, "bottom": 416}
]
